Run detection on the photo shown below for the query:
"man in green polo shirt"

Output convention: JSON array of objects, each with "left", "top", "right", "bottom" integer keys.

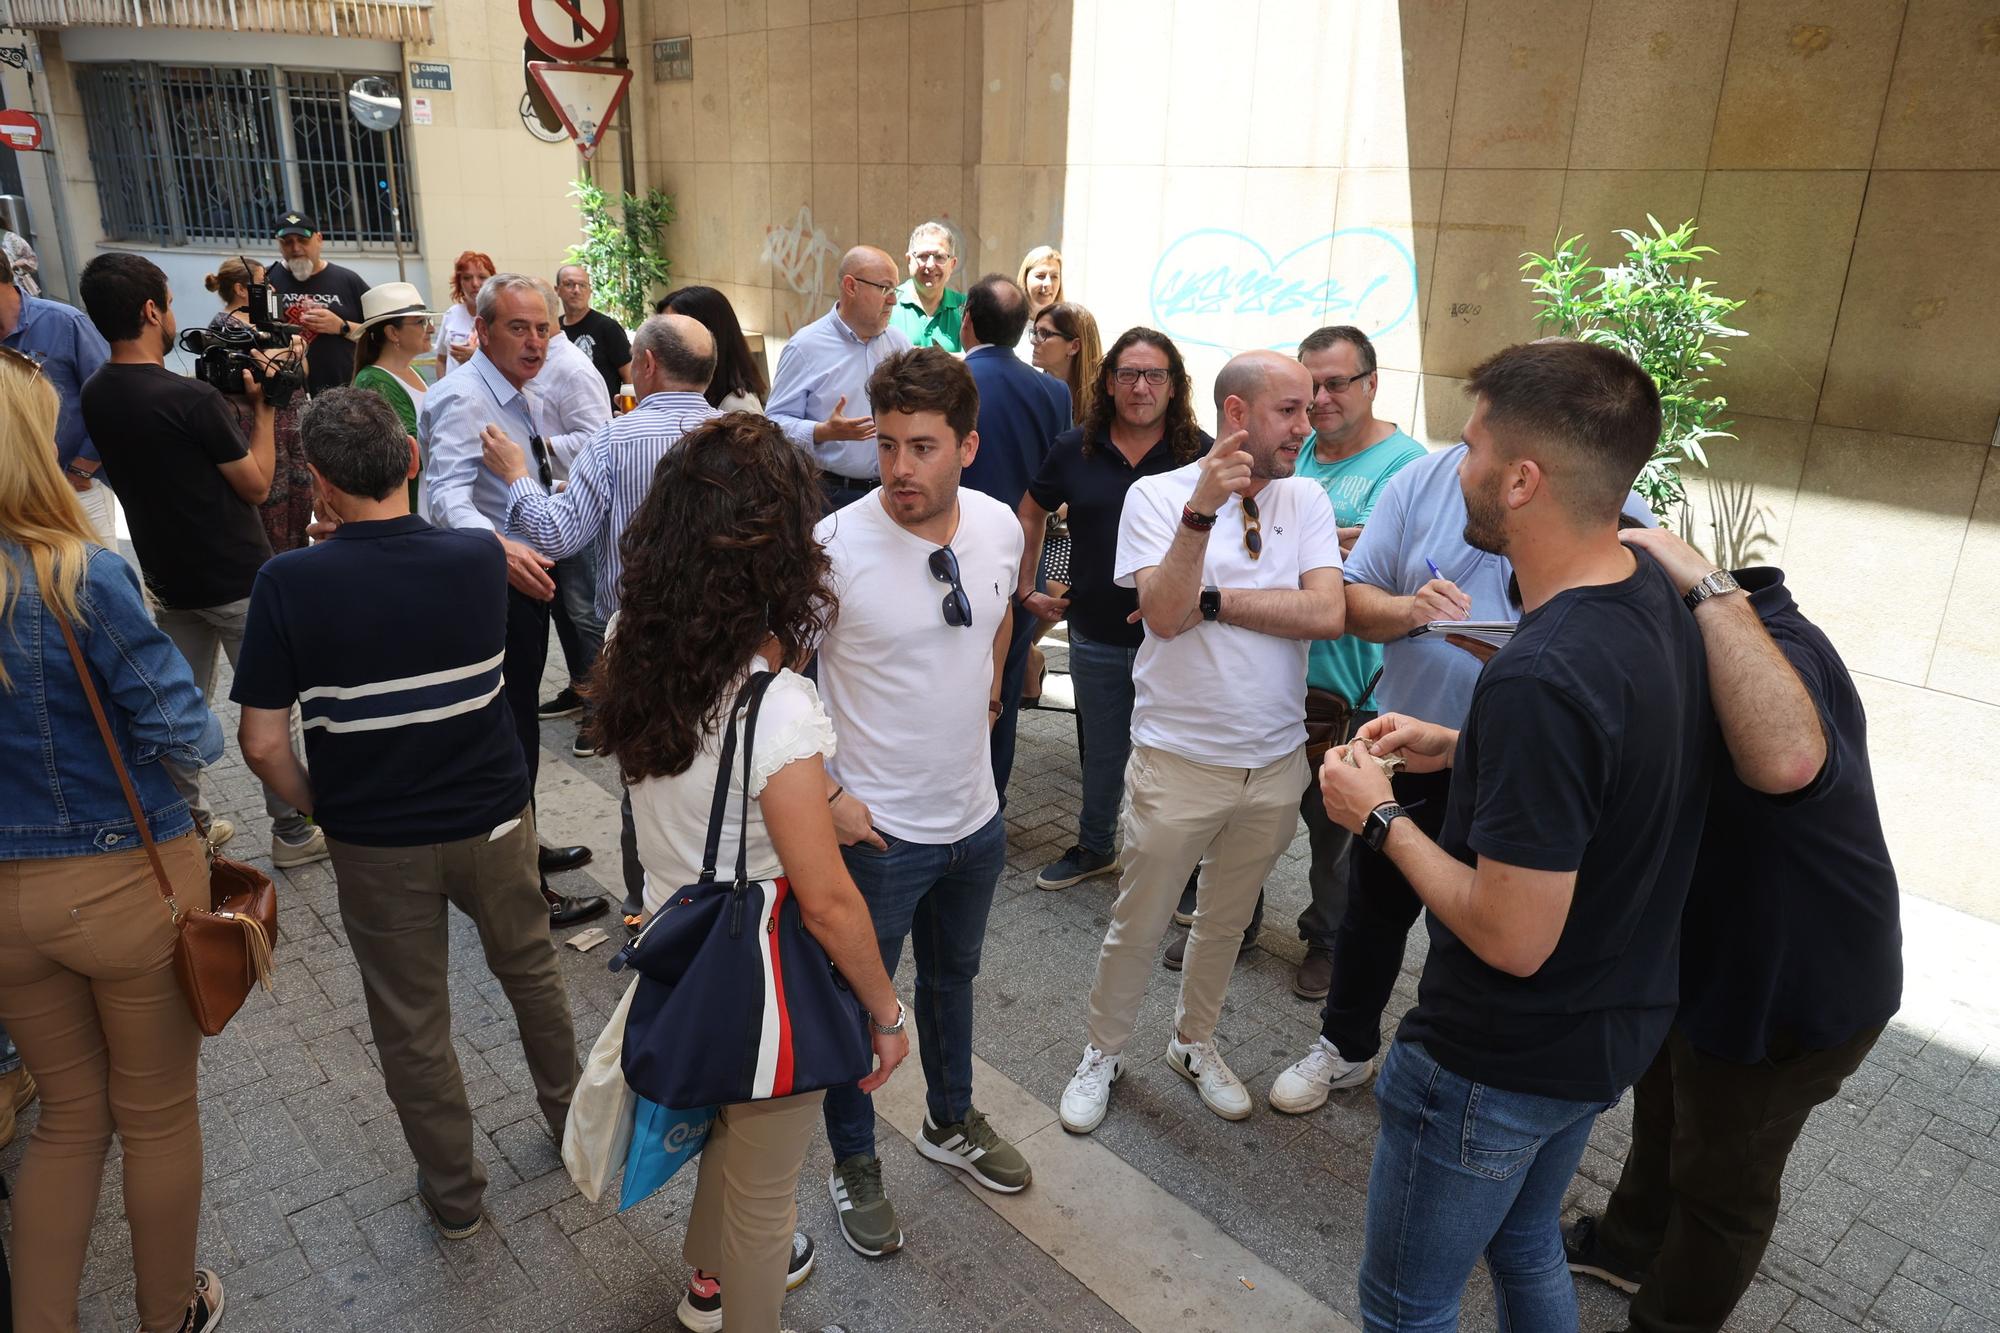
[
  {"left": 889, "top": 219, "right": 966, "bottom": 352},
  {"left": 1289, "top": 324, "right": 1426, "bottom": 1001}
]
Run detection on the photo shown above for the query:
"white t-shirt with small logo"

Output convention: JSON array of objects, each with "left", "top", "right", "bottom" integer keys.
[
  {"left": 814, "top": 489, "right": 1025, "bottom": 843},
  {"left": 1115, "top": 462, "right": 1343, "bottom": 768}
]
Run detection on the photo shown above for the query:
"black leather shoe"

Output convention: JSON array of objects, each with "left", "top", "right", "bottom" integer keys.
[
  {"left": 543, "top": 883, "right": 609, "bottom": 927},
  {"left": 539, "top": 844, "right": 593, "bottom": 874}
]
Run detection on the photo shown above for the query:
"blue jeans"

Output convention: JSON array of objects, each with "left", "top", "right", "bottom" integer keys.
[
  {"left": 989, "top": 595, "right": 1044, "bottom": 805},
  {"left": 1066, "top": 630, "right": 1139, "bottom": 856},
  {"left": 0, "top": 1020, "right": 17, "bottom": 1075},
  {"left": 822, "top": 811, "right": 1007, "bottom": 1161},
  {"left": 1361, "top": 1039, "right": 1616, "bottom": 1330},
  {"left": 550, "top": 540, "right": 605, "bottom": 686}
]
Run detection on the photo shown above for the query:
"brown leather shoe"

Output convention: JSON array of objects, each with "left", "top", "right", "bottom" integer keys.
[{"left": 1293, "top": 947, "right": 1334, "bottom": 1000}]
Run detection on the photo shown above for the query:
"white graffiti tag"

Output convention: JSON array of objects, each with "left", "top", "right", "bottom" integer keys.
[{"left": 762, "top": 205, "right": 842, "bottom": 305}]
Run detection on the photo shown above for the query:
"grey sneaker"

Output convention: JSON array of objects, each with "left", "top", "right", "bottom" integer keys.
[
  {"left": 271, "top": 825, "right": 330, "bottom": 868},
  {"left": 917, "top": 1107, "right": 1032, "bottom": 1193},
  {"left": 1036, "top": 845, "right": 1118, "bottom": 891},
  {"left": 828, "top": 1156, "right": 902, "bottom": 1257}
]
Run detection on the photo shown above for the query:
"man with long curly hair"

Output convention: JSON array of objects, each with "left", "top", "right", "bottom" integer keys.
[{"left": 813, "top": 347, "right": 1034, "bottom": 1258}]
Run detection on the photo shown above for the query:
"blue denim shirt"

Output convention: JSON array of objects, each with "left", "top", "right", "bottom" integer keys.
[{"left": 0, "top": 541, "right": 222, "bottom": 860}]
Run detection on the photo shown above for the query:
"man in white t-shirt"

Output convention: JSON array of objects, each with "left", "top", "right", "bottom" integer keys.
[
  {"left": 1059, "top": 350, "right": 1345, "bottom": 1133},
  {"left": 813, "top": 347, "right": 1032, "bottom": 1259}
]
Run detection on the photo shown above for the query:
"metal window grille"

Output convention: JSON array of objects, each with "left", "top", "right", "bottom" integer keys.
[{"left": 75, "top": 62, "right": 418, "bottom": 250}]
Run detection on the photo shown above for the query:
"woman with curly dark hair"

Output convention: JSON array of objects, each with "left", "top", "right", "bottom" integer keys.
[
  {"left": 590, "top": 412, "right": 906, "bottom": 1333},
  {"left": 1014, "top": 327, "right": 1212, "bottom": 892}
]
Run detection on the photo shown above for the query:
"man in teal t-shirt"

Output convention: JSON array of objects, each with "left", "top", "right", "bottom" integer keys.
[
  {"left": 887, "top": 219, "right": 966, "bottom": 352},
  {"left": 1287, "top": 326, "right": 1426, "bottom": 1000}
]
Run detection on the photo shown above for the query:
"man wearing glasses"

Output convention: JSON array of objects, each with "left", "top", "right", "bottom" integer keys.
[
  {"left": 888, "top": 220, "right": 966, "bottom": 353},
  {"left": 812, "top": 347, "right": 1033, "bottom": 1258},
  {"left": 767, "top": 245, "right": 913, "bottom": 512},
  {"left": 1059, "top": 350, "right": 1344, "bottom": 1133}
]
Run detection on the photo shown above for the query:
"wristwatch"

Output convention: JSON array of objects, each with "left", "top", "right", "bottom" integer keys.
[
  {"left": 1361, "top": 801, "right": 1408, "bottom": 853},
  {"left": 1683, "top": 569, "right": 1742, "bottom": 612},
  {"left": 1199, "top": 585, "right": 1222, "bottom": 622},
  {"left": 870, "top": 999, "right": 907, "bottom": 1037}
]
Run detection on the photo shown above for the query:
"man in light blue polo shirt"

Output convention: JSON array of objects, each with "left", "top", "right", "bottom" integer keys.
[
  {"left": 0, "top": 252, "right": 112, "bottom": 541},
  {"left": 766, "top": 246, "right": 913, "bottom": 511},
  {"left": 1268, "top": 366, "right": 1654, "bottom": 1115}
]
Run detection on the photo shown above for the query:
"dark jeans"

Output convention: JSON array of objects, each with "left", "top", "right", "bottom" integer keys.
[
  {"left": 549, "top": 543, "right": 605, "bottom": 687},
  {"left": 989, "top": 602, "right": 1043, "bottom": 805},
  {"left": 1597, "top": 1023, "right": 1884, "bottom": 1333},
  {"left": 1297, "top": 708, "right": 1372, "bottom": 949},
  {"left": 504, "top": 588, "right": 552, "bottom": 797},
  {"left": 1067, "top": 629, "right": 1138, "bottom": 856},
  {"left": 1319, "top": 767, "right": 1451, "bottom": 1060},
  {"left": 1362, "top": 1039, "right": 1616, "bottom": 1330},
  {"left": 0, "top": 1020, "right": 16, "bottom": 1074},
  {"left": 822, "top": 811, "right": 1007, "bottom": 1161},
  {"left": 618, "top": 787, "right": 645, "bottom": 916}
]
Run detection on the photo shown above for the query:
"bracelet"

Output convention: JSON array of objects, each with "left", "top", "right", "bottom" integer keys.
[
  {"left": 827, "top": 784, "right": 844, "bottom": 806},
  {"left": 870, "top": 999, "right": 906, "bottom": 1036},
  {"left": 987, "top": 698, "right": 1004, "bottom": 715},
  {"left": 1181, "top": 503, "right": 1217, "bottom": 531}
]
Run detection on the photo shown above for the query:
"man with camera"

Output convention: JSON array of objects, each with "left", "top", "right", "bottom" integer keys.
[
  {"left": 76, "top": 253, "right": 327, "bottom": 866},
  {"left": 267, "top": 210, "right": 370, "bottom": 395}
]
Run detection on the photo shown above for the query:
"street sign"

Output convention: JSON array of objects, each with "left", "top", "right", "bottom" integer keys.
[
  {"left": 0, "top": 110, "right": 42, "bottom": 152},
  {"left": 526, "top": 62, "right": 632, "bottom": 159},
  {"left": 409, "top": 61, "right": 452, "bottom": 91},
  {"left": 412, "top": 95, "right": 434, "bottom": 125},
  {"left": 519, "top": 0, "right": 619, "bottom": 62}
]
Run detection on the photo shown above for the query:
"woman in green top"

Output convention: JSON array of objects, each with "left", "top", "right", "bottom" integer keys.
[{"left": 347, "top": 282, "right": 439, "bottom": 510}]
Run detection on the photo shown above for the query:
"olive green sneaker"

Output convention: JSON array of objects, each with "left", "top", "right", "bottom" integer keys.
[
  {"left": 827, "top": 1155, "right": 903, "bottom": 1257},
  {"left": 917, "top": 1107, "right": 1032, "bottom": 1194}
]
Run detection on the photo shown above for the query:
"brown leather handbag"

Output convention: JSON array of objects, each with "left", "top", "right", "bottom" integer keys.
[{"left": 56, "top": 614, "right": 278, "bottom": 1036}]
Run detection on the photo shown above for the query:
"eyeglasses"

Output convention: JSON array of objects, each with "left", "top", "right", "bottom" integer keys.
[
  {"left": 928, "top": 546, "right": 973, "bottom": 629},
  {"left": 1111, "top": 367, "right": 1171, "bottom": 387},
  {"left": 850, "top": 275, "right": 896, "bottom": 295},
  {"left": 910, "top": 250, "right": 953, "bottom": 266},
  {"left": 528, "top": 434, "right": 554, "bottom": 489},
  {"left": 1312, "top": 370, "right": 1373, "bottom": 397},
  {"left": 1241, "top": 496, "right": 1262, "bottom": 560},
  {"left": 1030, "top": 325, "right": 1065, "bottom": 344}
]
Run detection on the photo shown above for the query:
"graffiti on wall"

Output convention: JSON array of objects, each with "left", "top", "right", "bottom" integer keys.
[
  {"left": 762, "top": 205, "right": 843, "bottom": 308},
  {"left": 1148, "top": 227, "right": 1421, "bottom": 352}
]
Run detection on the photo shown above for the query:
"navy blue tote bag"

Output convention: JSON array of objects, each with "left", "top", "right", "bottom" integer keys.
[{"left": 612, "top": 671, "right": 873, "bottom": 1109}]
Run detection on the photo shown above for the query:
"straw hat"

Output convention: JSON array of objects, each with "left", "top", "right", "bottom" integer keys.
[{"left": 347, "top": 282, "right": 441, "bottom": 339}]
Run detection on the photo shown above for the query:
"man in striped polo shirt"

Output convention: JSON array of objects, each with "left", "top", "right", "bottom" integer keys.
[
  {"left": 233, "top": 389, "right": 578, "bottom": 1241},
  {"left": 482, "top": 312, "right": 721, "bottom": 925}
]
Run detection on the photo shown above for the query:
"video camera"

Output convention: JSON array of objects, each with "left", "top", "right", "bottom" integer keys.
[{"left": 178, "top": 264, "right": 309, "bottom": 410}]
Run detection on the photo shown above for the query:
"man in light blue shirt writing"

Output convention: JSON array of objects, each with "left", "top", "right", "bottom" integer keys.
[{"left": 765, "top": 245, "right": 912, "bottom": 512}]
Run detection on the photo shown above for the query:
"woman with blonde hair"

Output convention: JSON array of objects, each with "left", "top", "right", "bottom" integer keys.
[
  {"left": 206, "top": 257, "right": 313, "bottom": 553},
  {"left": 1016, "top": 246, "right": 1064, "bottom": 322},
  {"left": 432, "top": 249, "right": 495, "bottom": 378},
  {"left": 0, "top": 348, "right": 229, "bottom": 1332}
]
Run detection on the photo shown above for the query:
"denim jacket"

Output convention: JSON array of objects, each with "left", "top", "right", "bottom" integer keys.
[{"left": 0, "top": 541, "right": 222, "bottom": 860}]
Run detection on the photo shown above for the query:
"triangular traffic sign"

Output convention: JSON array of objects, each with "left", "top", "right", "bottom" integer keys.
[{"left": 527, "top": 61, "right": 633, "bottom": 160}]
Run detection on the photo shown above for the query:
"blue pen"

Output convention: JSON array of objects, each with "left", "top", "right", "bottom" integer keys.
[{"left": 1425, "top": 558, "right": 1443, "bottom": 582}]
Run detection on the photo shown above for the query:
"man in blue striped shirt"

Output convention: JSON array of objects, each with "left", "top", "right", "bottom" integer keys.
[
  {"left": 233, "top": 389, "right": 578, "bottom": 1241},
  {"left": 483, "top": 312, "right": 721, "bottom": 922}
]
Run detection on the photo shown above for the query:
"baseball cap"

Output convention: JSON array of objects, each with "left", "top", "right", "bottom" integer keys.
[{"left": 275, "top": 210, "right": 318, "bottom": 238}]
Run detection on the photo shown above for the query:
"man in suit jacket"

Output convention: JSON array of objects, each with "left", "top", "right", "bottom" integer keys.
[{"left": 958, "top": 273, "right": 1072, "bottom": 800}]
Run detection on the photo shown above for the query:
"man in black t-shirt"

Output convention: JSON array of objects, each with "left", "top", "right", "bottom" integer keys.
[
  {"left": 1318, "top": 341, "right": 1712, "bottom": 1328},
  {"left": 266, "top": 210, "right": 371, "bottom": 394},
  {"left": 77, "top": 252, "right": 326, "bottom": 868},
  {"left": 1562, "top": 526, "right": 1902, "bottom": 1331},
  {"left": 555, "top": 264, "right": 630, "bottom": 404},
  {"left": 232, "top": 389, "right": 577, "bottom": 1239}
]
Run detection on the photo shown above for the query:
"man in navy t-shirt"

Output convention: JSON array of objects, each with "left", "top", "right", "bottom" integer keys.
[
  {"left": 231, "top": 389, "right": 577, "bottom": 1240},
  {"left": 1318, "top": 341, "right": 1712, "bottom": 1329}
]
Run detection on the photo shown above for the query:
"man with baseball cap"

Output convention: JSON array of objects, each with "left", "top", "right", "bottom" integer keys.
[{"left": 268, "top": 209, "right": 371, "bottom": 395}]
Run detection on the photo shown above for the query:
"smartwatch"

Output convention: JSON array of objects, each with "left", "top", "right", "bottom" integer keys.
[
  {"left": 1683, "top": 569, "right": 1742, "bottom": 612},
  {"left": 1199, "top": 585, "right": 1222, "bottom": 622},
  {"left": 1361, "top": 801, "right": 1408, "bottom": 854}
]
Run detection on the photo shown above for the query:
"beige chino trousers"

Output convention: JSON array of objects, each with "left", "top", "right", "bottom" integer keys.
[{"left": 1086, "top": 744, "right": 1308, "bottom": 1055}]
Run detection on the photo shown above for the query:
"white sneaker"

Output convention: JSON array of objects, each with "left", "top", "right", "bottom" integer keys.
[
  {"left": 202, "top": 818, "right": 235, "bottom": 852},
  {"left": 1165, "top": 1034, "right": 1252, "bottom": 1121},
  {"left": 1268, "top": 1037, "right": 1375, "bottom": 1114},
  {"left": 271, "top": 825, "right": 330, "bottom": 868},
  {"left": 1059, "top": 1044, "right": 1122, "bottom": 1134}
]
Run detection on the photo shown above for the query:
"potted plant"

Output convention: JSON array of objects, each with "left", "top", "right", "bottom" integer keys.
[{"left": 568, "top": 174, "right": 676, "bottom": 331}]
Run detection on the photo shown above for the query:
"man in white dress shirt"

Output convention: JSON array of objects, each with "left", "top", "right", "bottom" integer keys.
[
  {"left": 766, "top": 246, "right": 913, "bottom": 512},
  {"left": 420, "top": 273, "right": 604, "bottom": 927}
]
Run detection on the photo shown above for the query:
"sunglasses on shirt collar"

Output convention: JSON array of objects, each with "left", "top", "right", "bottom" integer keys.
[{"left": 928, "top": 546, "right": 972, "bottom": 629}]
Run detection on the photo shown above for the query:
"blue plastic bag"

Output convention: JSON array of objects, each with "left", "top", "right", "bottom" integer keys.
[{"left": 618, "top": 1095, "right": 714, "bottom": 1212}]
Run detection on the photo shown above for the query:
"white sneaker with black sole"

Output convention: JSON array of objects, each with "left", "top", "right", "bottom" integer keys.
[{"left": 1166, "top": 1034, "right": 1252, "bottom": 1120}]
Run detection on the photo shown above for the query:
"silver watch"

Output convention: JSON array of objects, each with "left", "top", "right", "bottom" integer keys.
[
  {"left": 870, "top": 999, "right": 906, "bottom": 1036},
  {"left": 1683, "top": 569, "right": 1742, "bottom": 612}
]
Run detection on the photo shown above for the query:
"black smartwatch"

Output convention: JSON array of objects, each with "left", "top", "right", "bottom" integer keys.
[
  {"left": 1199, "top": 585, "right": 1222, "bottom": 622},
  {"left": 1361, "top": 801, "right": 1408, "bottom": 853}
]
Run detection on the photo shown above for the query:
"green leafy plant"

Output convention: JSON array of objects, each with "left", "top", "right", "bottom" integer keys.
[
  {"left": 567, "top": 175, "right": 675, "bottom": 330},
  {"left": 1520, "top": 216, "right": 1746, "bottom": 522}
]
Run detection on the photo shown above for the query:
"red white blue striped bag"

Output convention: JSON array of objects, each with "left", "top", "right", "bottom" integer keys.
[{"left": 611, "top": 671, "right": 873, "bottom": 1108}]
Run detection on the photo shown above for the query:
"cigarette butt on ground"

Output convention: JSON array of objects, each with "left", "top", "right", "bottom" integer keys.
[{"left": 1239, "top": 1277, "right": 1256, "bottom": 1290}]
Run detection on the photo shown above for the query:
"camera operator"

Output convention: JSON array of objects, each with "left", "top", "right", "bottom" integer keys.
[
  {"left": 206, "top": 257, "right": 314, "bottom": 554},
  {"left": 78, "top": 253, "right": 328, "bottom": 869}
]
